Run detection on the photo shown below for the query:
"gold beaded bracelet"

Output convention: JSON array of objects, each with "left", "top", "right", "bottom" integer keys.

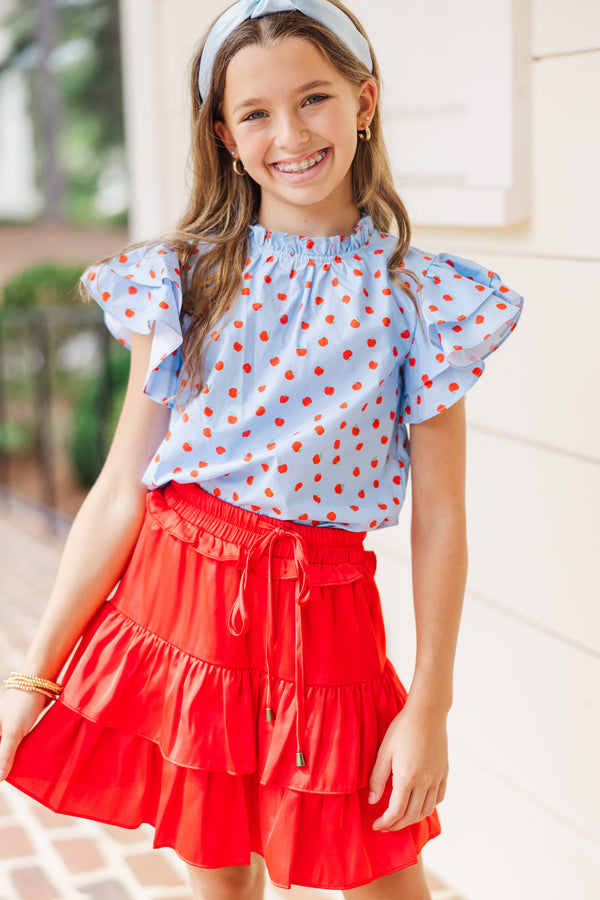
[{"left": 4, "top": 672, "right": 64, "bottom": 702}]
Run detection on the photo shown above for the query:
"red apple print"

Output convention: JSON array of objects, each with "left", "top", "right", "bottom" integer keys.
[
  {"left": 247, "top": 475, "right": 254, "bottom": 485},
  {"left": 119, "top": 254, "right": 128, "bottom": 263},
  {"left": 154, "top": 453, "right": 160, "bottom": 463},
  {"left": 234, "top": 320, "right": 243, "bottom": 329},
  {"left": 228, "top": 415, "right": 237, "bottom": 424},
  {"left": 280, "top": 395, "right": 289, "bottom": 403},
  {"left": 204, "top": 407, "right": 213, "bottom": 416},
  {"left": 158, "top": 300, "right": 169, "bottom": 310},
  {"left": 350, "top": 505, "right": 359, "bottom": 512},
  {"left": 302, "top": 396, "right": 312, "bottom": 406},
  {"left": 275, "top": 418, "right": 285, "bottom": 426},
  {"left": 315, "top": 424, "right": 324, "bottom": 435},
  {"left": 327, "top": 511, "right": 337, "bottom": 521},
  {"left": 367, "top": 338, "right": 376, "bottom": 348},
  {"left": 312, "top": 453, "right": 321, "bottom": 464},
  {"left": 182, "top": 412, "right": 189, "bottom": 423},
  {"left": 101, "top": 290, "right": 110, "bottom": 300},
  {"left": 382, "top": 317, "right": 391, "bottom": 327},
  {"left": 280, "top": 314, "right": 288, "bottom": 324},
  {"left": 325, "top": 314, "right": 335, "bottom": 324},
  {"left": 301, "top": 321, "right": 310, "bottom": 330},
  {"left": 314, "top": 414, "right": 322, "bottom": 422},
  {"left": 265, "top": 487, "right": 274, "bottom": 498},
  {"left": 243, "top": 272, "right": 252, "bottom": 281},
  {"left": 252, "top": 302, "right": 262, "bottom": 311},
  {"left": 352, "top": 382, "right": 362, "bottom": 391},
  {"left": 216, "top": 446, "right": 226, "bottom": 454},
  {"left": 267, "top": 442, "right": 276, "bottom": 451},
  {"left": 269, "top": 357, "right": 279, "bottom": 367},
  {"left": 339, "top": 402, "right": 348, "bottom": 409},
  {"left": 314, "top": 366, "right": 324, "bottom": 376},
  {"left": 128, "top": 286, "right": 137, "bottom": 295},
  {"left": 165, "top": 431, "right": 172, "bottom": 441},
  {"left": 353, "top": 467, "right": 360, "bottom": 477},
  {"left": 261, "top": 463, "right": 270, "bottom": 472},
  {"left": 365, "top": 305, "right": 374, "bottom": 313},
  {"left": 373, "top": 418, "right": 380, "bottom": 429},
  {"left": 215, "top": 361, "right": 224, "bottom": 372},
  {"left": 243, "top": 363, "right": 252, "bottom": 373},
  {"left": 203, "top": 427, "right": 211, "bottom": 438},
  {"left": 295, "top": 483, "right": 303, "bottom": 491},
  {"left": 314, "top": 295, "right": 325, "bottom": 306},
  {"left": 173, "top": 467, "right": 182, "bottom": 474},
  {"left": 292, "top": 441, "right": 302, "bottom": 452},
  {"left": 358, "top": 489, "right": 365, "bottom": 499},
  {"left": 356, "top": 442, "right": 364, "bottom": 451},
  {"left": 260, "top": 330, "right": 269, "bottom": 341},
  {"left": 350, "top": 319, "right": 360, "bottom": 328},
  {"left": 256, "top": 406, "right": 265, "bottom": 416},
  {"left": 324, "top": 386, "right": 334, "bottom": 395},
  {"left": 496, "top": 302, "right": 507, "bottom": 310},
  {"left": 341, "top": 294, "right": 351, "bottom": 304},
  {"left": 264, "top": 275, "right": 272, "bottom": 284},
  {"left": 352, "top": 425, "right": 360, "bottom": 436},
  {"left": 229, "top": 388, "right": 238, "bottom": 398},
  {"left": 449, "top": 382, "right": 460, "bottom": 392},
  {"left": 332, "top": 455, "right": 341, "bottom": 465},
  {"left": 258, "top": 384, "right": 266, "bottom": 393},
  {"left": 232, "top": 492, "right": 239, "bottom": 502},
  {"left": 318, "top": 337, "right": 328, "bottom": 347},
  {"left": 340, "top": 421, "right": 347, "bottom": 429},
  {"left": 382, "top": 288, "right": 391, "bottom": 296},
  {"left": 472, "top": 366, "right": 483, "bottom": 377},
  {"left": 242, "top": 430, "right": 251, "bottom": 438},
  {"left": 369, "top": 361, "right": 378, "bottom": 370},
  {"left": 334, "top": 439, "right": 341, "bottom": 450},
  {"left": 278, "top": 464, "right": 288, "bottom": 474},
  {"left": 233, "top": 342, "right": 243, "bottom": 352},
  {"left": 296, "top": 347, "right": 307, "bottom": 356},
  {"left": 242, "top": 288, "right": 250, "bottom": 296},
  {"left": 331, "top": 278, "right": 339, "bottom": 287},
  {"left": 125, "top": 308, "right": 135, "bottom": 318},
  {"left": 285, "top": 369, "right": 295, "bottom": 380},
  {"left": 343, "top": 349, "right": 352, "bottom": 360},
  {"left": 371, "top": 458, "right": 378, "bottom": 468}
]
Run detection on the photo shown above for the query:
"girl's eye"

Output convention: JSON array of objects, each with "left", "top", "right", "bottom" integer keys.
[
  {"left": 304, "top": 94, "right": 328, "bottom": 106},
  {"left": 243, "top": 110, "right": 267, "bottom": 122}
]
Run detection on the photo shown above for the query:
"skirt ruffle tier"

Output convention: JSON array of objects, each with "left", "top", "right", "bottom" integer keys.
[{"left": 8, "top": 483, "right": 440, "bottom": 889}]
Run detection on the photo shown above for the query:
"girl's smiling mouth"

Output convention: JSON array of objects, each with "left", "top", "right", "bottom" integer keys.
[{"left": 271, "top": 148, "right": 330, "bottom": 176}]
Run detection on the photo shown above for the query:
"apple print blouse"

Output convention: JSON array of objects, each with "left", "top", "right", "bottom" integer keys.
[{"left": 82, "top": 215, "right": 523, "bottom": 531}]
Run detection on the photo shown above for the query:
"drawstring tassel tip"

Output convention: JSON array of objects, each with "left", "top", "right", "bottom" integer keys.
[
  {"left": 296, "top": 751, "right": 306, "bottom": 767},
  {"left": 265, "top": 707, "right": 276, "bottom": 722}
]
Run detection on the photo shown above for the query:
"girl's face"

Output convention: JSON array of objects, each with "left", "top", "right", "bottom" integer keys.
[{"left": 215, "top": 37, "right": 377, "bottom": 236}]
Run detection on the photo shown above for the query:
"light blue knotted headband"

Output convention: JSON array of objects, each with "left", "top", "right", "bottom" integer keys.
[{"left": 198, "top": 0, "right": 373, "bottom": 100}]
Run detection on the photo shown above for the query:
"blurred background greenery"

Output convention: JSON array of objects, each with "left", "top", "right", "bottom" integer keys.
[{"left": 0, "top": 0, "right": 130, "bottom": 518}]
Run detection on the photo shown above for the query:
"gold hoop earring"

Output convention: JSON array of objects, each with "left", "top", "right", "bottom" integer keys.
[
  {"left": 232, "top": 157, "right": 246, "bottom": 176},
  {"left": 358, "top": 125, "right": 371, "bottom": 142}
]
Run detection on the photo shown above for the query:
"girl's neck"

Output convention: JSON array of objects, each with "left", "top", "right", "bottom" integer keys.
[{"left": 256, "top": 198, "right": 362, "bottom": 238}]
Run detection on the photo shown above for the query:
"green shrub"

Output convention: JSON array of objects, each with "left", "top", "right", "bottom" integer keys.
[
  {"left": 2, "top": 263, "right": 84, "bottom": 309},
  {"left": 69, "top": 348, "right": 130, "bottom": 486}
]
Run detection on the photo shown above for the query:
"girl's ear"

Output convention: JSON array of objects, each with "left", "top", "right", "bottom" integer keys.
[
  {"left": 214, "top": 120, "right": 237, "bottom": 156},
  {"left": 356, "top": 78, "right": 377, "bottom": 130}
]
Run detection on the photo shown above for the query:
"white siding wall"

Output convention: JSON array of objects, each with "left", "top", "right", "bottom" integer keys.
[{"left": 120, "top": 1, "right": 600, "bottom": 897}]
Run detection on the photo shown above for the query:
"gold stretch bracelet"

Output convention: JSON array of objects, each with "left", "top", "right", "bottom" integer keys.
[{"left": 4, "top": 672, "right": 64, "bottom": 701}]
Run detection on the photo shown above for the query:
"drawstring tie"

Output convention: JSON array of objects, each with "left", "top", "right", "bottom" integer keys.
[{"left": 228, "top": 527, "right": 312, "bottom": 767}]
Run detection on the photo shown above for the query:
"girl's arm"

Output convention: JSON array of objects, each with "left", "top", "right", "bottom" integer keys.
[
  {"left": 0, "top": 330, "right": 170, "bottom": 780},
  {"left": 368, "top": 397, "right": 468, "bottom": 830}
]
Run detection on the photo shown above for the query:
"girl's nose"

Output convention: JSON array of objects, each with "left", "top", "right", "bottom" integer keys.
[{"left": 274, "top": 113, "right": 310, "bottom": 151}]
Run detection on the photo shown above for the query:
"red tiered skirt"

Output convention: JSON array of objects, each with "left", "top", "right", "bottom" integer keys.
[{"left": 8, "top": 483, "right": 440, "bottom": 889}]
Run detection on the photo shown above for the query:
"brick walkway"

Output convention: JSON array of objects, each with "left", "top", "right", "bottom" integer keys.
[{"left": 0, "top": 495, "right": 458, "bottom": 900}]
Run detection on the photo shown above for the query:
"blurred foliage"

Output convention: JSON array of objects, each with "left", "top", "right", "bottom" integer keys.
[
  {"left": 1, "top": 262, "right": 82, "bottom": 308},
  {"left": 1, "top": 0, "right": 126, "bottom": 223},
  {"left": 70, "top": 347, "right": 129, "bottom": 486}
]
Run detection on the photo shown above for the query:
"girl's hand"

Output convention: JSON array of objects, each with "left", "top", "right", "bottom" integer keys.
[
  {"left": 0, "top": 689, "right": 48, "bottom": 781},
  {"left": 368, "top": 702, "right": 448, "bottom": 831}
]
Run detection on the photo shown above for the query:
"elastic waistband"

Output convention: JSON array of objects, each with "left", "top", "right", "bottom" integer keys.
[{"left": 162, "top": 482, "right": 366, "bottom": 564}]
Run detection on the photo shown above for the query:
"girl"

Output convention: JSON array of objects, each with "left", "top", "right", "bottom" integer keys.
[{"left": 0, "top": 1, "right": 523, "bottom": 898}]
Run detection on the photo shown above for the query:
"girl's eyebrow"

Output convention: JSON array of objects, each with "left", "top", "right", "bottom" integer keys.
[{"left": 232, "top": 80, "right": 334, "bottom": 115}]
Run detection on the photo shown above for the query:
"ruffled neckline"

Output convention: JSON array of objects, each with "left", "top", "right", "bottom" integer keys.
[{"left": 248, "top": 214, "right": 374, "bottom": 260}]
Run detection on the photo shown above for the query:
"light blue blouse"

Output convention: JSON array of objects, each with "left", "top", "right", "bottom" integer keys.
[{"left": 82, "top": 215, "right": 523, "bottom": 531}]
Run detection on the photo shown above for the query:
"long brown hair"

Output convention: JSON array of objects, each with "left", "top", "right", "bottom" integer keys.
[{"left": 94, "top": 1, "right": 417, "bottom": 395}]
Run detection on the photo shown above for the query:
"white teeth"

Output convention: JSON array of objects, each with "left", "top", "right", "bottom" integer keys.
[{"left": 274, "top": 150, "right": 327, "bottom": 174}]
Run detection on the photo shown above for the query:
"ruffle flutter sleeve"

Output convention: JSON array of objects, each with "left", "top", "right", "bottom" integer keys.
[
  {"left": 81, "top": 244, "right": 184, "bottom": 407},
  {"left": 400, "top": 252, "right": 524, "bottom": 423}
]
